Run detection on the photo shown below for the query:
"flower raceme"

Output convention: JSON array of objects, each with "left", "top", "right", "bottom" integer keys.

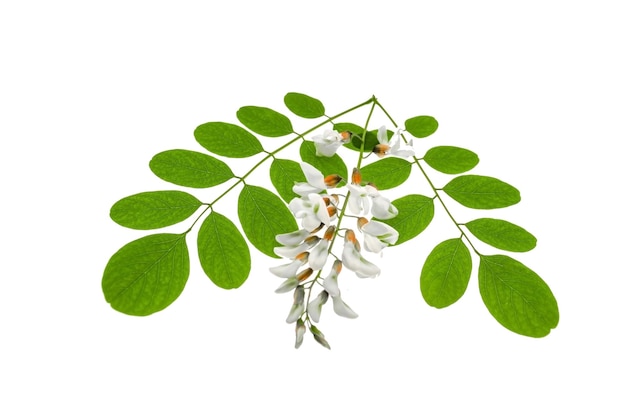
[{"left": 270, "top": 162, "right": 399, "bottom": 348}]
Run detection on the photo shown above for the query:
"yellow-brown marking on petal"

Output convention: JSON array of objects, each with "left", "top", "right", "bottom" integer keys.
[
  {"left": 324, "top": 174, "right": 342, "bottom": 188},
  {"left": 351, "top": 168, "right": 362, "bottom": 185},
  {"left": 373, "top": 144, "right": 390, "bottom": 158},
  {"left": 357, "top": 217, "right": 368, "bottom": 231},
  {"left": 323, "top": 226, "right": 336, "bottom": 240},
  {"left": 297, "top": 268, "right": 313, "bottom": 282}
]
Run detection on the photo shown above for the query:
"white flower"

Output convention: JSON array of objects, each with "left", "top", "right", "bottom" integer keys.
[
  {"left": 357, "top": 218, "right": 399, "bottom": 253},
  {"left": 341, "top": 230, "right": 380, "bottom": 278},
  {"left": 286, "top": 286, "right": 306, "bottom": 323},
  {"left": 331, "top": 295, "right": 358, "bottom": 319},
  {"left": 293, "top": 162, "right": 327, "bottom": 197},
  {"left": 295, "top": 319, "right": 306, "bottom": 349},
  {"left": 274, "top": 235, "right": 320, "bottom": 258},
  {"left": 369, "top": 187, "right": 398, "bottom": 220},
  {"left": 309, "top": 130, "right": 351, "bottom": 157},
  {"left": 269, "top": 252, "right": 309, "bottom": 277},
  {"left": 275, "top": 228, "right": 311, "bottom": 246},
  {"left": 275, "top": 268, "right": 313, "bottom": 293},
  {"left": 289, "top": 193, "right": 331, "bottom": 231},
  {"left": 346, "top": 168, "right": 377, "bottom": 216},
  {"left": 308, "top": 226, "right": 335, "bottom": 270},
  {"left": 307, "top": 290, "right": 329, "bottom": 323},
  {"left": 321, "top": 260, "right": 342, "bottom": 297},
  {"left": 373, "top": 126, "right": 415, "bottom": 158}
]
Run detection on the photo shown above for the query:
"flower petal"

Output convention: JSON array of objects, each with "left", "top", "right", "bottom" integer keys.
[
  {"left": 332, "top": 295, "right": 358, "bottom": 319},
  {"left": 275, "top": 228, "right": 309, "bottom": 246}
]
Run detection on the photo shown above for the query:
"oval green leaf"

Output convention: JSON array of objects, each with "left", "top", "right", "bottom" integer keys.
[
  {"left": 376, "top": 194, "right": 434, "bottom": 245},
  {"left": 197, "top": 212, "right": 251, "bottom": 289},
  {"left": 238, "top": 185, "right": 298, "bottom": 258},
  {"left": 420, "top": 238, "right": 472, "bottom": 308},
  {"left": 465, "top": 218, "right": 537, "bottom": 252},
  {"left": 405, "top": 115, "right": 438, "bottom": 138},
  {"left": 360, "top": 158, "right": 412, "bottom": 190},
  {"left": 284, "top": 92, "right": 325, "bottom": 119},
  {"left": 270, "top": 158, "right": 306, "bottom": 203},
  {"left": 479, "top": 255, "right": 559, "bottom": 337},
  {"left": 149, "top": 149, "right": 234, "bottom": 188},
  {"left": 443, "top": 175, "right": 521, "bottom": 209},
  {"left": 110, "top": 191, "right": 202, "bottom": 230},
  {"left": 195, "top": 122, "right": 263, "bottom": 158},
  {"left": 236, "top": 106, "right": 294, "bottom": 137},
  {"left": 300, "top": 141, "right": 348, "bottom": 180},
  {"left": 423, "top": 146, "right": 479, "bottom": 174},
  {"left": 102, "top": 233, "right": 189, "bottom": 316}
]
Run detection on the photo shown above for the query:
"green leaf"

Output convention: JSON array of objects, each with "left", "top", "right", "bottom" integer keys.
[
  {"left": 236, "top": 106, "right": 294, "bottom": 137},
  {"left": 479, "top": 255, "right": 559, "bottom": 337},
  {"left": 405, "top": 115, "right": 438, "bottom": 138},
  {"left": 420, "top": 238, "right": 472, "bottom": 308},
  {"left": 377, "top": 195, "right": 434, "bottom": 245},
  {"left": 443, "top": 175, "right": 521, "bottom": 209},
  {"left": 270, "top": 158, "right": 306, "bottom": 203},
  {"left": 102, "top": 233, "right": 189, "bottom": 316},
  {"left": 300, "top": 141, "right": 348, "bottom": 180},
  {"left": 332, "top": 122, "right": 368, "bottom": 152},
  {"left": 423, "top": 146, "right": 479, "bottom": 174},
  {"left": 110, "top": 191, "right": 202, "bottom": 230},
  {"left": 465, "top": 218, "right": 537, "bottom": 252},
  {"left": 197, "top": 212, "right": 251, "bottom": 289},
  {"left": 238, "top": 185, "right": 298, "bottom": 258},
  {"left": 149, "top": 149, "right": 234, "bottom": 188},
  {"left": 360, "top": 158, "right": 412, "bottom": 190},
  {"left": 195, "top": 122, "right": 263, "bottom": 158},
  {"left": 284, "top": 92, "right": 325, "bottom": 118}
]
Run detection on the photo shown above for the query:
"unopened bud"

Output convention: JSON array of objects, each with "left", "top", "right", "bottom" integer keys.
[
  {"left": 310, "top": 325, "right": 331, "bottom": 350},
  {"left": 324, "top": 174, "right": 343, "bottom": 188},
  {"left": 323, "top": 226, "right": 336, "bottom": 241},
  {"left": 295, "top": 319, "right": 306, "bottom": 349},
  {"left": 351, "top": 168, "right": 362, "bottom": 185},
  {"left": 296, "top": 268, "right": 313, "bottom": 283},
  {"left": 327, "top": 205, "right": 337, "bottom": 218}
]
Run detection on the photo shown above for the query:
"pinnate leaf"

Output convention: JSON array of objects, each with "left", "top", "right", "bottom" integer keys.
[
  {"left": 110, "top": 191, "right": 202, "bottom": 230},
  {"left": 360, "top": 158, "right": 412, "bottom": 190},
  {"left": 102, "top": 233, "right": 189, "bottom": 316},
  {"left": 284, "top": 92, "right": 325, "bottom": 118},
  {"left": 443, "top": 175, "right": 521, "bottom": 209},
  {"left": 405, "top": 115, "right": 438, "bottom": 138},
  {"left": 197, "top": 212, "right": 251, "bottom": 289},
  {"left": 300, "top": 141, "right": 348, "bottom": 180},
  {"left": 236, "top": 106, "right": 293, "bottom": 137},
  {"left": 376, "top": 194, "right": 434, "bottom": 245},
  {"left": 465, "top": 218, "right": 537, "bottom": 252},
  {"left": 195, "top": 122, "right": 263, "bottom": 158},
  {"left": 423, "top": 146, "right": 479, "bottom": 174},
  {"left": 270, "top": 158, "right": 306, "bottom": 203},
  {"left": 479, "top": 255, "right": 559, "bottom": 337},
  {"left": 421, "top": 238, "right": 472, "bottom": 308},
  {"left": 149, "top": 149, "right": 234, "bottom": 188},
  {"left": 238, "top": 185, "right": 298, "bottom": 258}
]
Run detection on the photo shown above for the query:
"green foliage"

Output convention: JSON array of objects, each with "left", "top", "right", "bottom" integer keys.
[
  {"left": 102, "top": 233, "right": 189, "bottom": 316},
  {"left": 377, "top": 194, "right": 434, "bottom": 245},
  {"left": 195, "top": 122, "right": 264, "bottom": 157},
  {"left": 270, "top": 158, "right": 306, "bottom": 202},
  {"left": 465, "top": 218, "right": 537, "bottom": 252},
  {"left": 110, "top": 191, "right": 202, "bottom": 230},
  {"left": 479, "top": 255, "right": 559, "bottom": 337},
  {"left": 405, "top": 115, "right": 438, "bottom": 138},
  {"left": 198, "top": 212, "right": 251, "bottom": 289},
  {"left": 360, "top": 158, "right": 412, "bottom": 190},
  {"left": 300, "top": 140, "right": 348, "bottom": 180},
  {"left": 420, "top": 238, "right": 472, "bottom": 308},
  {"left": 238, "top": 185, "right": 298, "bottom": 258},
  {"left": 423, "top": 146, "right": 479, "bottom": 174},
  {"left": 236, "top": 106, "right": 294, "bottom": 137},
  {"left": 104, "top": 93, "right": 558, "bottom": 347},
  {"left": 443, "top": 175, "right": 521, "bottom": 209},
  {"left": 149, "top": 149, "right": 234, "bottom": 188},
  {"left": 284, "top": 92, "right": 325, "bottom": 118}
]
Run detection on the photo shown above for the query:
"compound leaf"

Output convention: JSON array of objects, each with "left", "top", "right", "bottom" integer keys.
[
  {"left": 236, "top": 106, "right": 293, "bottom": 137},
  {"left": 423, "top": 146, "right": 479, "bottom": 174},
  {"left": 284, "top": 92, "right": 325, "bottom": 118},
  {"left": 443, "top": 175, "right": 521, "bottom": 209},
  {"left": 421, "top": 238, "right": 472, "bottom": 308},
  {"left": 110, "top": 191, "right": 202, "bottom": 230},
  {"left": 270, "top": 158, "right": 306, "bottom": 203},
  {"left": 195, "top": 122, "right": 263, "bottom": 158},
  {"left": 405, "top": 115, "right": 438, "bottom": 138},
  {"left": 300, "top": 141, "right": 348, "bottom": 180},
  {"left": 149, "top": 149, "right": 234, "bottom": 188},
  {"left": 102, "top": 233, "right": 189, "bottom": 316},
  {"left": 238, "top": 185, "right": 298, "bottom": 258},
  {"left": 360, "top": 158, "right": 412, "bottom": 190},
  {"left": 479, "top": 255, "right": 559, "bottom": 337},
  {"left": 376, "top": 194, "right": 434, "bottom": 245},
  {"left": 197, "top": 212, "right": 251, "bottom": 289},
  {"left": 465, "top": 218, "right": 537, "bottom": 252}
]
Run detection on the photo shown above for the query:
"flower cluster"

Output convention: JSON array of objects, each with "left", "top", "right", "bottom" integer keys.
[{"left": 270, "top": 127, "right": 411, "bottom": 348}]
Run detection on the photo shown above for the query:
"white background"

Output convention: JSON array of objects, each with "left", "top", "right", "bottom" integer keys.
[{"left": 2, "top": 1, "right": 624, "bottom": 415}]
